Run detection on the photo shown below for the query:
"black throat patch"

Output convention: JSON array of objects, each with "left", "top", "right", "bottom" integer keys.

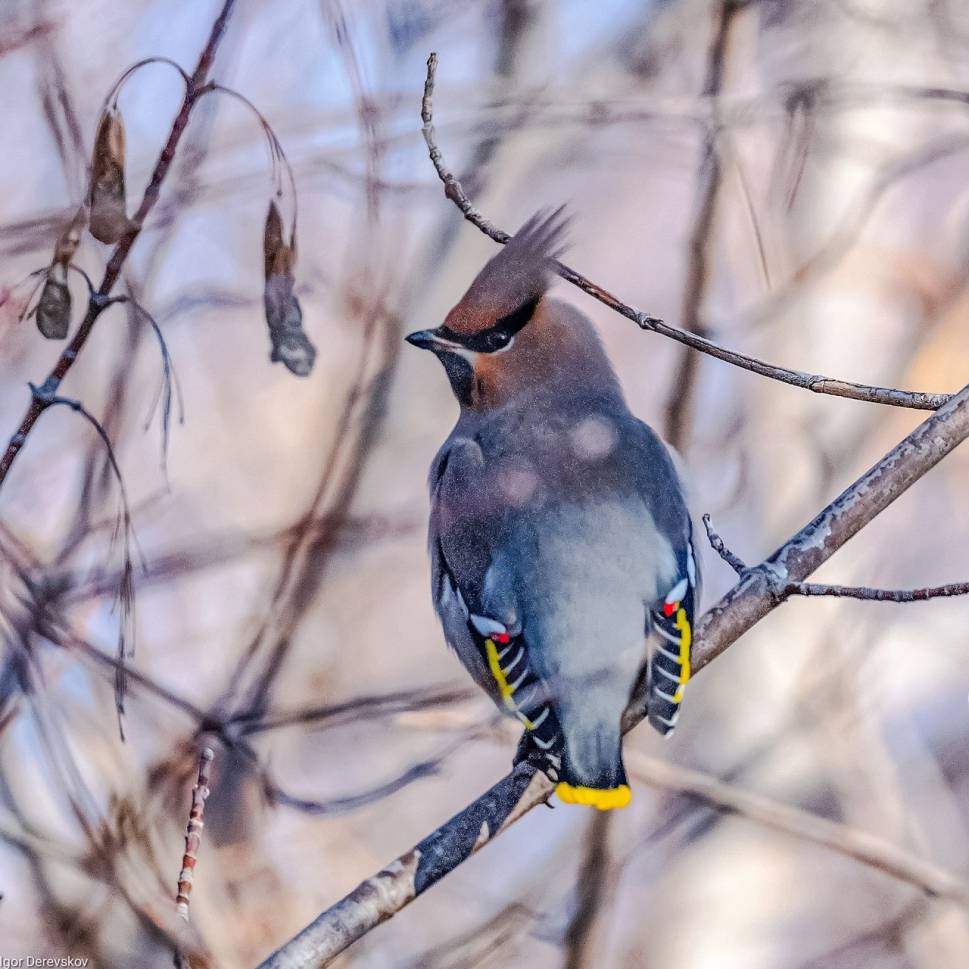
[{"left": 439, "top": 351, "right": 474, "bottom": 405}]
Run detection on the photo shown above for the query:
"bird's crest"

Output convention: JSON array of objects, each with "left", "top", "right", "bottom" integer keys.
[{"left": 445, "top": 207, "right": 569, "bottom": 335}]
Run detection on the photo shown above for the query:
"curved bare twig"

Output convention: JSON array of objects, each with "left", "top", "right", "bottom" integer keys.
[{"left": 420, "top": 52, "right": 951, "bottom": 413}]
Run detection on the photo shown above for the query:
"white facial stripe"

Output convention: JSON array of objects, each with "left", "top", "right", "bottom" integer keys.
[{"left": 436, "top": 339, "right": 476, "bottom": 362}]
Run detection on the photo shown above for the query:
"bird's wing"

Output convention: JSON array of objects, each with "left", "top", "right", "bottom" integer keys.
[
  {"left": 623, "top": 419, "right": 701, "bottom": 736},
  {"left": 428, "top": 435, "right": 563, "bottom": 756},
  {"left": 646, "top": 539, "right": 699, "bottom": 734}
]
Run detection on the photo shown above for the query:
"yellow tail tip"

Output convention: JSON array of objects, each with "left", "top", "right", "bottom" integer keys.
[{"left": 555, "top": 782, "right": 631, "bottom": 810}]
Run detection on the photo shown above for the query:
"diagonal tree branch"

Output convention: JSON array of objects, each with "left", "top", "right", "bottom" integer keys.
[
  {"left": 0, "top": 0, "right": 238, "bottom": 493},
  {"left": 420, "top": 52, "right": 951, "bottom": 413},
  {"left": 255, "top": 382, "right": 969, "bottom": 969}
]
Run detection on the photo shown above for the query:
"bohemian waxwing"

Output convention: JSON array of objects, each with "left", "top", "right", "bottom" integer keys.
[{"left": 406, "top": 209, "right": 699, "bottom": 810}]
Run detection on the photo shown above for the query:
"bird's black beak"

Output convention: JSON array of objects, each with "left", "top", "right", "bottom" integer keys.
[
  {"left": 404, "top": 328, "right": 440, "bottom": 351},
  {"left": 405, "top": 328, "right": 469, "bottom": 354}
]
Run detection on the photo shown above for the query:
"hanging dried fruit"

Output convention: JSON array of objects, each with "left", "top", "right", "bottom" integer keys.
[
  {"left": 36, "top": 207, "right": 86, "bottom": 340},
  {"left": 263, "top": 200, "right": 316, "bottom": 376},
  {"left": 36, "top": 262, "right": 71, "bottom": 340},
  {"left": 54, "top": 205, "right": 85, "bottom": 266},
  {"left": 89, "top": 107, "right": 131, "bottom": 244}
]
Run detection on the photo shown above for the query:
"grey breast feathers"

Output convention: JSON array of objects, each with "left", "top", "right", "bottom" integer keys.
[{"left": 428, "top": 401, "right": 692, "bottom": 684}]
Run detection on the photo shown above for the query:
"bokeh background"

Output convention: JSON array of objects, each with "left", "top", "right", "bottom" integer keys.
[{"left": 1, "top": 0, "right": 969, "bottom": 966}]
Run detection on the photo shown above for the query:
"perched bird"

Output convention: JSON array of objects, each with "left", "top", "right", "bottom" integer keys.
[{"left": 406, "top": 210, "right": 699, "bottom": 810}]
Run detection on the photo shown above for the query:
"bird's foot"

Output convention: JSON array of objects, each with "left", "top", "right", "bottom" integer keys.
[{"left": 514, "top": 732, "right": 561, "bottom": 782}]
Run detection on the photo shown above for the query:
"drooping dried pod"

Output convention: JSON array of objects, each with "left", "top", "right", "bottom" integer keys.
[
  {"left": 36, "top": 260, "right": 71, "bottom": 339},
  {"left": 35, "top": 208, "right": 88, "bottom": 339},
  {"left": 263, "top": 201, "right": 316, "bottom": 376},
  {"left": 54, "top": 205, "right": 86, "bottom": 265},
  {"left": 89, "top": 107, "right": 131, "bottom": 244},
  {"left": 264, "top": 199, "right": 292, "bottom": 278}
]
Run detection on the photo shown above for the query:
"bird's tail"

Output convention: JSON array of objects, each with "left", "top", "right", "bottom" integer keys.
[{"left": 555, "top": 723, "right": 631, "bottom": 810}]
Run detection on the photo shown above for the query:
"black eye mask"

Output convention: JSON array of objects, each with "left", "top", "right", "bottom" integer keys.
[{"left": 439, "top": 297, "right": 538, "bottom": 354}]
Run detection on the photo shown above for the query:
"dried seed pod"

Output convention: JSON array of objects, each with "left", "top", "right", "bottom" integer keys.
[
  {"left": 36, "top": 260, "right": 71, "bottom": 339},
  {"left": 263, "top": 201, "right": 316, "bottom": 376},
  {"left": 35, "top": 207, "right": 88, "bottom": 339},
  {"left": 89, "top": 108, "right": 131, "bottom": 244},
  {"left": 54, "top": 206, "right": 87, "bottom": 265},
  {"left": 263, "top": 200, "right": 292, "bottom": 277}
]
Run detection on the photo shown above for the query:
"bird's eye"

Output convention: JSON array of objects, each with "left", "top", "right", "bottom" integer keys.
[{"left": 485, "top": 330, "right": 512, "bottom": 352}]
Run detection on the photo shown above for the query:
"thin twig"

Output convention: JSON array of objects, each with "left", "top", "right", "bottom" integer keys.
[
  {"left": 203, "top": 83, "right": 297, "bottom": 210},
  {"left": 108, "top": 294, "right": 186, "bottom": 472},
  {"left": 30, "top": 387, "right": 141, "bottom": 739},
  {"left": 175, "top": 747, "right": 215, "bottom": 922},
  {"left": 419, "top": 52, "right": 950, "bottom": 413},
  {"left": 702, "top": 512, "right": 748, "bottom": 575},
  {"left": 785, "top": 581, "right": 969, "bottom": 602},
  {"left": 0, "top": 0, "right": 238, "bottom": 492},
  {"left": 702, "top": 513, "right": 969, "bottom": 602},
  {"left": 255, "top": 384, "right": 969, "bottom": 969},
  {"left": 174, "top": 748, "right": 215, "bottom": 969}
]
